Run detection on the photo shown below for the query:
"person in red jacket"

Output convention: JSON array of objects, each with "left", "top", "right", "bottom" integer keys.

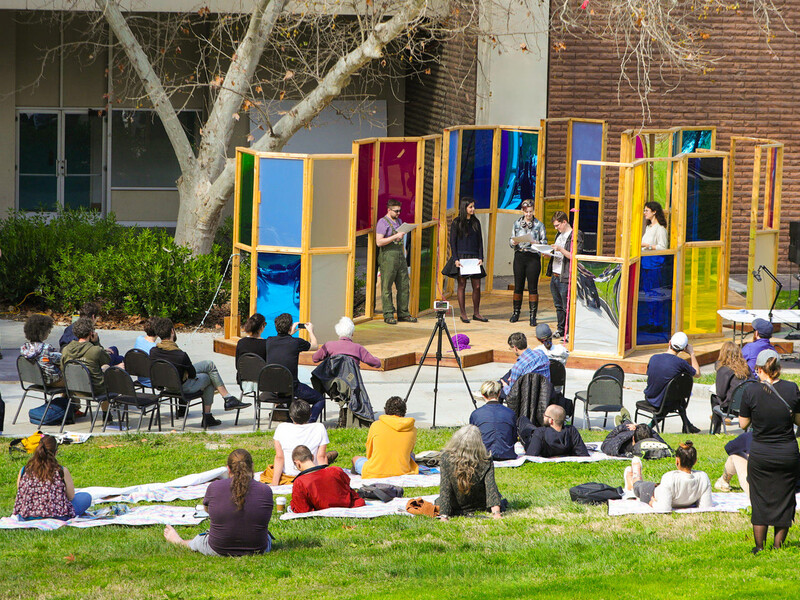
[{"left": 289, "top": 445, "right": 365, "bottom": 513}]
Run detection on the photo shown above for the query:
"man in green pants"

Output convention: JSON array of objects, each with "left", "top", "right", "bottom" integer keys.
[{"left": 376, "top": 199, "right": 417, "bottom": 325}]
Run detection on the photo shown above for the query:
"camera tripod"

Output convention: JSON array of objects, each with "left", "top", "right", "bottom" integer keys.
[{"left": 404, "top": 309, "right": 476, "bottom": 428}]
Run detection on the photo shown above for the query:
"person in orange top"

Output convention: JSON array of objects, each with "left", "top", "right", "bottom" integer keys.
[{"left": 352, "top": 396, "right": 418, "bottom": 479}]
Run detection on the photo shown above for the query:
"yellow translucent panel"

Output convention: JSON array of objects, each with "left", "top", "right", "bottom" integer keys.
[{"left": 682, "top": 246, "right": 720, "bottom": 334}]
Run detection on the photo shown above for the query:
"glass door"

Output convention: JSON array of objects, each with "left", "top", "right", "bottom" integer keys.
[
  {"left": 17, "top": 112, "right": 59, "bottom": 212},
  {"left": 63, "top": 112, "right": 104, "bottom": 210}
]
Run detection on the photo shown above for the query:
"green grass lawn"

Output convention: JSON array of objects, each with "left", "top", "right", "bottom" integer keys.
[{"left": 1, "top": 429, "right": 797, "bottom": 599}]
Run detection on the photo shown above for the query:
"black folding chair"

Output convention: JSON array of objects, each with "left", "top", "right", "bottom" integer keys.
[
  {"left": 149, "top": 359, "right": 206, "bottom": 431},
  {"left": 595, "top": 363, "right": 624, "bottom": 386},
  {"left": 124, "top": 348, "right": 152, "bottom": 392},
  {"left": 104, "top": 367, "right": 163, "bottom": 433},
  {"left": 254, "top": 364, "right": 294, "bottom": 431},
  {"left": 63, "top": 360, "right": 110, "bottom": 433},
  {"left": 574, "top": 375, "right": 624, "bottom": 429},
  {"left": 13, "top": 355, "right": 66, "bottom": 425},
  {"left": 710, "top": 380, "right": 757, "bottom": 434},
  {"left": 549, "top": 360, "right": 567, "bottom": 397},
  {"left": 634, "top": 372, "right": 694, "bottom": 432},
  {"left": 237, "top": 353, "right": 266, "bottom": 427}
]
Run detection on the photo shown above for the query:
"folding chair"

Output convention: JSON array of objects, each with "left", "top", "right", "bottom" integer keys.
[
  {"left": 254, "top": 364, "right": 294, "bottom": 431},
  {"left": 710, "top": 380, "right": 756, "bottom": 434},
  {"left": 63, "top": 360, "right": 110, "bottom": 433},
  {"left": 12, "top": 355, "right": 66, "bottom": 425},
  {"left": 237, "top": 352, "right": 266, "bottom": 427},
  {"left": 124, "top": 348, "right": 152, "bottom": 392},
  {"left": 149, "top": 359, "right": 206, "bottom": 431},
  {"left": 634, "top": 372, "right": 694, "bottom": 432},
  {"left": 104, "top": 367, "right": 163, "bottom": 432}
]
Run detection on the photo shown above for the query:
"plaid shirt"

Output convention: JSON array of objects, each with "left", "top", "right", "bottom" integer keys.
[{"left": 503, "top": 348, "right": 550, "bottom": 394}]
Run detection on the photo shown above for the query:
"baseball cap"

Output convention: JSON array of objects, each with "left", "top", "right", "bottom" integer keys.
[
  {"left": 535, "top": 323, "right": 553, "bottom": 341},
  {"left": 752, "top": 318, "right": 774, "bottom": 338},
  {"left": 755, "top": 348, "right": 780, "bottom": 367},
  {"left": 669, "top": 331, "right": 689, "bottom": 351}
]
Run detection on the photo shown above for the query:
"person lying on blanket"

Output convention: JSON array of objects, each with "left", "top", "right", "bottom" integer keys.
[
  {"left": 623, "top": 441, "right": 712, "bottom": 512},
  {"left": 352, "top": 396, "right": 418, "bottom": 478},
  {"left": 289, "top": 445, "right": 365, "bottom": 513},
  {"left": 165, "top": 449, "right": 272, "bottom": 556},
  {"left": 600, "top": 419, "right": 667, "bottom": 457},
  {"left": 518, "top": 405, "right": 589, "bottom": 458}
]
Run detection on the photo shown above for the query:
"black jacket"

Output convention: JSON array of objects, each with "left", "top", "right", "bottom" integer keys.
[
  {"left": 504, "top": 373, "right": 553, "bottom": 427},
  {"left": 600, "top": 422, "right": 667, "bottom": 457},
  {"left": 311, "top": 354, "right": 375, "bottom": 423}
]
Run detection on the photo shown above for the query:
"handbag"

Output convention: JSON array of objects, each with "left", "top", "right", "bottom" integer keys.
[{"left": 358, "top": 483, "right": 404, "bottom": 503}]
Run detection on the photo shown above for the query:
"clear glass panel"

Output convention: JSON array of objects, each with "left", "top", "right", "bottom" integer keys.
[
  {"left": 237, "top": 151, "right": 255, "bottom": 245},
  {"left": 682, "top": 246, "right": 720, "bottom": 334},
  {"left": 19, "top": 175, "right": 57, "bottom": 212},
  {"left": 459, "top": 129, "right": 493, "bottom": 209},
  {"left": 572, "top": 260, "right": 623, "bottom": 354},
  {"left": 686, "top": 156, "right": 724, "bottom": 242},
  {"left": 310, "top": 254, "right": 349, "bottom": 342},
  {"left": 497, "top": 130, "right": 538, "bottom": 210},
  {"left": 256, "top": 253, "right": 302, "bottom": 337},
  {"left": 18, "top": 113, "right": 58, "bottom": 211},
  {"left": 64, "top": 113, "right": 103, "bottom": 210},
  {"left": 638, "top": 254, "right": 674, "bottom": 346}
]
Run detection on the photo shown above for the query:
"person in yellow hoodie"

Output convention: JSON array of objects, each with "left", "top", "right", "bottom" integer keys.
[{"left": 352, "top": 397, "right": 418, "bottom": 478}]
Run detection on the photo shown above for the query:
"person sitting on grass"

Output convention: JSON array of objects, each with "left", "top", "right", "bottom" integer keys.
[
  {"left": 150, "top": 318, "right": 248, "bottom": 428},
  {"left": 164, "top": 449, "right": 273, "bottom": 556},
  {"left": 624, "top": 440, "right": 712, "bottom": 512},
  {"left": 20, "top": 314, "right": 64, "bottom": 387},
  {"left": 469, "top": 380, "right": 518, "bottom": 461},
  {"left": 289, "top": 445, "right": 365, "bottom": 513},
  {"left": 715, "top": 431, "right": 751, "bottom": 495},
  {"left": 58, "top": 301, "right": 123, "bottom": 366},
  {"left": 600, "top": 415, "right": 667, "bottom": 457},
  {"left": 13, "top": 435, "right": 92, "bottom": 520},
  {"left": 352, "top": 396, "right": 418, "bottom": 478},
  {"left": 436, "top": 425, "right": 505, "bottom": 520},
  {"left": 261, "top": 399, "right": 336, "bottom": 486},
  {"left": 518, "top": 404, "right": 589, "bottom": 458}
]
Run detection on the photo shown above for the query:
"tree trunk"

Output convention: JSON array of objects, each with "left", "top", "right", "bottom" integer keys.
[{"left": 173, "top": 173, "right": 222, "bottom": 255}]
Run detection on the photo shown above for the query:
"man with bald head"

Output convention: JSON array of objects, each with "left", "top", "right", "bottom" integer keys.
[{"left": 518, "top": 404, "right": 589, "bottom": 458}]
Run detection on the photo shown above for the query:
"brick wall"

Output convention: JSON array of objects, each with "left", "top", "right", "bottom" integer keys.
[{"left": 547, "top": 9, "right": 800, "bottom": 277}]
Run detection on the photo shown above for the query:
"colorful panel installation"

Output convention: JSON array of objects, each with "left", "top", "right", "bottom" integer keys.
[
  {"left": 637, "top": 254, "right": 674, "bottom": 346},
  {"left": 237, "top": 152, "right": 255, "bottom": 245},
  {"left": 680, "top": 129, "right": 713, "bottom": 154},
  {"left": 418, "top": 226, "right": 436, "bottom": 312},
  {"left": 447, "top": 130, "right": 459, "bottom": 211},
  {"left": 256, "top": 253, "right": 302, "bottom": 337},
  {"left": 497, "top": 130, "right": 538, "bottom": 210},
  {"left": 459, "top": 129, "right": 493, "bottom": 209},
  {"left": 572, "top": 260, "right": 623, "bottom": 354},
  {"left": 258, "top": 157, "right": 304, "bottom": 248},
  {"left": 682, "top": 246, "right": 719, "bottom": 334},
  {"left": 625, "top": 263, "right": 637, "bottom": 351},
  {"left": 378, "top": 141, "right": 417, "bottom": 223},
  {"left": 310, "top": 159, "right": 351, "bottom": 248},
  {"left": 356, "top": 143, "right": 374, "bottom": 232},
  {"left": 570, "top": 122, "right": 603, "bottom": 198},
  {"left": 685, "top": 156, "right": 723, "bottom": 242},
  {"left": 310, "top": 254, "right": 349, "bottom": 342}
]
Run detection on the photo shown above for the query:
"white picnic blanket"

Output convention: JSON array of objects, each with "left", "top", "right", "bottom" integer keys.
[
  {"left": 280, "top": 495, "right": 439, "bottom": 520},
  {"left": 607, "top": 492, "right": 764, "bottom": 516},
  {"left": 493, "top": 442, "right": 629, "bottom": 468},
  {"left": 0, "top": 506, "right": 204, "bottom": 530}
]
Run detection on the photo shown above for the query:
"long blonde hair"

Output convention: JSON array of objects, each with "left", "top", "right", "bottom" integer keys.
[
  {"left": 717, "top": 341, "right": 750, "bottom": 380},
  {"left": 443, "top": 425, "right": 491, "bottom": 495}
]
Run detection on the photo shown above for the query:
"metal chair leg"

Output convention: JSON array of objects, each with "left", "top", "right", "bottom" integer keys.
[{"left": 12, "top": 390, "right": 31, "bottom": 424}]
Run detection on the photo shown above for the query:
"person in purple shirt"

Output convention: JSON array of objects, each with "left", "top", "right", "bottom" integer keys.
[
  {"left": 741, "top": 318, "right": 777, "bottom": 375},
  {"left": 164, "top": 449, "right": 273, "bottom": 556},
  {"left": 469, "top": 380, "right": 518, "bottom": 460},
  {"left": 376, "top": 198, "right": 416, "bottom": 325},
  {"left": 643, "top": 331, "right": 700, "bottom": 433},
  {"left": 499, "top": 332, "right": 550, "bottom": 399},
  {"left": 312, "top": 317, "right": 381, "bottom": 368}
]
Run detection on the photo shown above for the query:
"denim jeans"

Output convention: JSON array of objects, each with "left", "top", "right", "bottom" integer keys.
[{"left": 550, "top": 274, "right": 570, "bottom": 335}]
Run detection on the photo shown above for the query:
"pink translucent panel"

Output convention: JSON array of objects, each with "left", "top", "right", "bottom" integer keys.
[
  {"left": 378, "top": 141, "right": 417, "bottom": 223},
  {"left": 356, "top": 143, "right": 375, "bottom": 232},
  {"left": 635, "top": 136, "right": 644, "bottom": 159}
]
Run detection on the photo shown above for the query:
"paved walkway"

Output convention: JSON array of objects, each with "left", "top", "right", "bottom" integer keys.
[{"left": 2, "top": 317, "right": 793, "bottom": 437}]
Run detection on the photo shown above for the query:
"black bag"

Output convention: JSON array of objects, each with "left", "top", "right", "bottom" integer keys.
[
  {"left": 0, "top": 391, "right": 4, "bottom": 434},
  {"left": 29, "top": 397, "right": 74, "bottom": 427},
  {"left": 569, "top": 482, "right": 624, "bottom": 505},
  {"left": 632, "top": 438, "right": 674, "bottom": 460},
  {"left": 358, "top": 483, "right": 404, "bottom": 503}
]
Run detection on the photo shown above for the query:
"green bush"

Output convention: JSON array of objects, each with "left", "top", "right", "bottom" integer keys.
[{"left": 0, "top": 210, "right": 123, "bottom": 304}]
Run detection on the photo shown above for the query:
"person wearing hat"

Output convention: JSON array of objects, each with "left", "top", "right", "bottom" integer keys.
[
  {"left": 469, "top": 381, "right": 518, "bottom": 461},
  {"left": 739, "top": 349, "right": 800, "bottom": 554},
  {"left": 742, "top": 318, "right": 777, "bottom": 376},
  {"left": 642, "top": 331, "right": 701, "bottom": 433},
  {"left": 534, "top": 323, "right": 568, "bottom": 366}
]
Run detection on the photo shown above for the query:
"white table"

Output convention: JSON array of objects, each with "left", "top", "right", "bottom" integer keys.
[{"left": 717, "top": 309, "right": 800, "bottom": 344}]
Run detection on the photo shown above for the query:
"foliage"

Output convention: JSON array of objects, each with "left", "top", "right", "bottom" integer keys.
[
  {"left": 0, "top": 428, "right": 793, "bottom": 599},
  {"left": 39, "top": 227, "right": 224, "bottom": 322},
  {"left": 0, "top": 210, "right": 123, "bottom": 304}
]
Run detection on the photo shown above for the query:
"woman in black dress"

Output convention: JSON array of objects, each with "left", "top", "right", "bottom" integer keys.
[
  {"left": 739, "top": 349, "right": 800, "bottom": 554},
  {"left": 442, "top": 198, "right": 487, "bottom": 323}
]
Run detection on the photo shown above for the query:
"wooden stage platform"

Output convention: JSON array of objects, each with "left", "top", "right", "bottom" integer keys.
[{"left": 213, "top": 290, "right": 778, "bottom": 375}]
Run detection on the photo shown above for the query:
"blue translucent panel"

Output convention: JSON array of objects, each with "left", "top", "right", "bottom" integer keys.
[
  {"left": 637, "top": 254, "right": 674, "bottom": 346},
  {"left": 686, "top": 156, "right": 723, "bottom": 242},
  {"left": 681, "top": 129, "right": 713, "bottom": 153},
  {"left": 571, "top": 198, "right": 598, "bottom": 256},
  {"left": 256, "top": 253, "right": 302, "bottom": 338},
  {"left": 447, "top": 130, "right": 459, "bottom": 211},
  {"left": 459, "top": 129, "right": 493, "bottom": 209},
  {"left": 497, "top": 130, "right": 538, "bottom": 210},
  {"left": 572, "top": 260, "right": 623, "bottom": 354},
  {"left": 570, "top": 122, "right": 603, "bottom": 197},
  {"left": 259, "top": 157, "right": 304, "bottom": 247}
]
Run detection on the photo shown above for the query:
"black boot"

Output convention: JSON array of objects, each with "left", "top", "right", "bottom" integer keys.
[
  {"left": 509, "top": 294, "right": 522, "bottom": 323},
  {"left": 529, "top": 294, "right": 539, "bottom": 327}
]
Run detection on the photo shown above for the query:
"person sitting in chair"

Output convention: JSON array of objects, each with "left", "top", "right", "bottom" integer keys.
[
  {"left": 741, "top": 318, "right": 777, "bottom": 376},
  {"left": 499, "top": 332, "right": 550, "bottom": 400},
  {"left": 289, "top": 445, "right": 365, "bottom": 513},
  {"left": 312, "top": 316, "right": 381, "bottom": 368},
  {"left": 518, "top": 404, "right": 589, "bottom": 458},
  {"left": 60, "top": 317, "right": 117, "bottom": 399},
  {"left": 20, "top": 314, "right": 64, "bottom": 387},
  {"left": 352, "top": 396, "right": 418, "bottom": 478},
  {"left": 469, "top": 380, "right": 518, "bottom": 461},
  {"left": 643, "top": 331, "right": 700, "bottom": 434},
  {"left": 534, "top": 324, "right": 568, "bottom": 366},
  {"left": 59, "top": 302, "right": 123, "bottom": 366}
]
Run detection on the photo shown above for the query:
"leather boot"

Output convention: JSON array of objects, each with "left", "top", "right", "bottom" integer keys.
[
  {"left": 529, "top": 294, "right": 539, "bottom": 327},
  {"left": 509, "top": 293, "right": 522, "bottom": 323}
]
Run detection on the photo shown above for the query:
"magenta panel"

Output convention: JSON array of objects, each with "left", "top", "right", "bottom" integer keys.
[
  {"left": 357, "top": 142, "right": 375, "bottom": 232},
  {"left": 378, "top": 141, "right": 417, "bottom": 224}
]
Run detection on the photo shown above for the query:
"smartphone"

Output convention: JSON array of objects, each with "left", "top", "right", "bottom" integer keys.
[{"left": 297, "top": 323, "right": 306, "bottom": 330}]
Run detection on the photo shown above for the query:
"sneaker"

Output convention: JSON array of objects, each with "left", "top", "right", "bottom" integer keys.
[
  {"left": 224, "top": 396, "right": 251, "bottom": 411},
  {"left": 714, "top": 476, "right": 731, "bottom": 492},
  {"left": 326, "top": 450, "right": 339, "bottom": 465},
  {"left": 552, "top": 331, "right": 563, "bottom": 340},
  {"left": 398, "top": 316, "right": 418, "bottom": 323},
  {"left": 615, "top": 407, "right": 631, "bottom": 427},
  {"left": 202, "top": 414, "right": 222, "bottom": 427}
]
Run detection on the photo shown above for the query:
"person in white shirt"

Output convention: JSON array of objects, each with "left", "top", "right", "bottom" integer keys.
[
  {"left": 624, "top": 440, "right": 712, "bottom": 512},
  {"left": 534, "top": 323, "right": 568, "bottom": 365},
  {"left": 640, "top": 201, "right": 670, "bottom": 335},
  {"left": 261, "top": 400, "right": 335, "bottom": 486},
  {"left": 641, "top": 202, "right": 668, "bottom": 252}
]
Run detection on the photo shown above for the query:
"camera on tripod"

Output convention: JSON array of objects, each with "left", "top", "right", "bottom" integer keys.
[{"left": 434, "top": 300, "right": 450, "bottom": 313}]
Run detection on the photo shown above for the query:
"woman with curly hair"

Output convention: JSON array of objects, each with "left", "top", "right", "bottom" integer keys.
[
  {"left": 13, "top": 435, "right": 91, "bottom": 520},
  {"left": 164, "top": 449, "right": 273, "bottom": 556},
  {"left": 436, "top": 425, "right": 505, "bottom": 520}
]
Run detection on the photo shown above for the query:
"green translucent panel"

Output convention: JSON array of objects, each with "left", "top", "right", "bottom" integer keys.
[
  {"left": 682, "top": 246, "right": 720, "bottom": 334},
  {"left": 418, "top": 226, "right": 436, "bottom": 312},
  {"left": 238, "top": 152, "right": 255, "bottom": 245}
]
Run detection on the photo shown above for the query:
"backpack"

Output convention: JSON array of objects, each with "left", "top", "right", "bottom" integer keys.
[
  {"left": 29, "top": 397, "right": 74, "bottom": 427},
  {"left": 569, "top": 482, "right": 624, "bottom": 505},
  {"left": 632, "top": 438, "right": 674, "bottom": 460},
  {"left": 9, "top": 431, "right": 44, "bottom": 456},
  {"left": 358, "top": 484, "right": 404, "bottom": 503}
]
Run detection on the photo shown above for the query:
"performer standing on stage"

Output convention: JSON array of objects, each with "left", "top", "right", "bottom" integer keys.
[
  {"left": 442, "top": 198, "right": 488, "bottom": 323},
  {"left": 509, "top": 199, "right": 547, "bottom": 325},
  {"left": 376, "top": 198, "right": 417, "bottom": 325},
  {"left": 548, "top": 211, "right": 583, "bottom": 340}
]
